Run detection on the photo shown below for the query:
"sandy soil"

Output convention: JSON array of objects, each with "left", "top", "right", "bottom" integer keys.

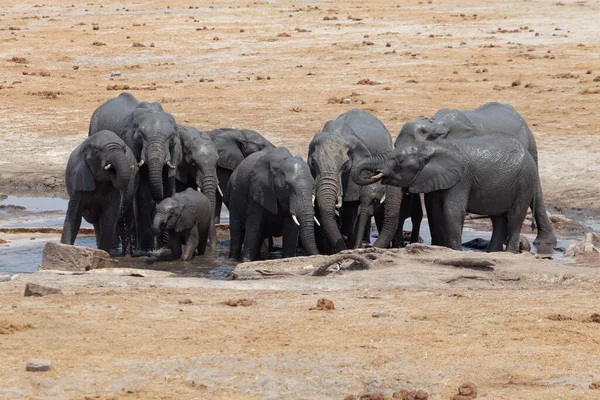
[{"left": 1, "top": 0, "right": 600, "bottom": 398}]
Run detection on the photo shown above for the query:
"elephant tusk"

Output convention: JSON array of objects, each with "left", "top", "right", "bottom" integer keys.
[
  {"left": 312, "top": 194, "right": 316, "bottom": 206},
  {"left": 137, "top": 159, "right": 144, "bottom": 168},
  {"left": 217, "top": 185, "right": 224, "bottom": 197},
  {"left": 371, "top": 172, "right": 385, "bottom": 180},
  {"left": 380, "top": 194, "right": 386, "bottom": 204},
  {"left": 292, "top": 214, "right": 300, "bottom": 226},
  {"left": 103, "top": 163, "right": 112, "bottom": 170},
  {"left": 336, "top": 196, "right": 343, "bottom": 209},
  {"left": 314, "top": 216, "right": 321, "bottom": 226},
  {"left": 334, "top": 210, "right": 340, "bottom": 218},
  {"left": 166, "top": 161, "right": 176, "bottom": 169},
  {"left": 197, "top": 187, "right": 202, "bottom": 193}
]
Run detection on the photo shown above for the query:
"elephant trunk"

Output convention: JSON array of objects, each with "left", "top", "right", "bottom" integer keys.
[
  {"left": 146, "top": 142, "right": 166, "bottom": 201},
  {"left": 295, "top": 199, "right": 319, "bottom": 255},
  {"left": 373, "top": 186, "right": 403, "bottom": 248},
  {"left": 351, "top": 156, "right": 386, "bottom": 186},
  {"left": 106, "top": 149, "right": 131, "bottom": 191},
  {"left": 199, "top": 172, "right": 218, "bottom": 248},
  {"left": 352, "top": 205, "right": 370, "bottom": 249},
  {"left": 152, "top": 212, "right": 165, "bottom": 234},
  {"left": 315, "top": 176, "right": 347, "bottom": 252}
]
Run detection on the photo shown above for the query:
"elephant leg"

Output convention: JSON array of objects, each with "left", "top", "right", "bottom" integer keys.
[
  {"left": 242, "top": 202, "right": 265, "bottom": 261},
  {"left": 532, "top": 181, "right": 557, "bottom": 249},
  {"left": 135, "top": 180, "right": 156, "bottom": 252},
  {"left": 282, "top": 217, "right": 299, "bottom": 258},
  {"left": 441, "top": 190, "right": 467, "bottom": 250},
  {"left": 214, "top": 193, "right": 223, "bottom": 224},
  {"left": 119, "top": 207, "right": 135, "bottom": 256},
  {"left": 488, "top": 216, "right": 508, "bottom": 252},
  {"left": 409, "top": 194, "right": 423, "bottom": 243},
  {"left": 93, "top": 223, "right": 101, "bottom": 247},
  {"left": 168, "top": 231, "right": 183, "bottom": 260},
  {"left": 98, "top": 193, "right": 122, "bottom": 255},
  {"left": 374, "top": 186, "right": 402, "bottom": 248},
  {"left": 228, "top": 208, "right": 244, "bottom": 260},
  {"left": 362, "top": 217, "right": 372, "bottom": 243},
  {"left": 196, "top": 224, "right": 209, "bottom": 256},
  {"left": 424, "top": 192, "right": 445, "bottom": 246},
  {"left": 208, "top": 215, "right": 217, "bottom": 249},
  {"left": 181, "top": 228, "right": 199, "bottom": 261},
  {"left": 61, "top": 198, "right": 83, "bottom": 245},
  {"left": 374, "top": 206, "right": 385, "bottom": 234},
  {"left": 506, "top": 202, "right": 530, "bottom": 254}
]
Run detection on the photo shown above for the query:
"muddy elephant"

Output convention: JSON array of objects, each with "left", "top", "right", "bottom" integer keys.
[
  {"left": 61, "top": 130, "right": 138, "bottom": 254},
  {"left": 391, "top": 102, "right": 556, "bottom": 250},
  {"left": 352, "top": 136, "right": 538, "bottom": 253},
  {"left": 206, "top": 128, "right": 274, "bottom": 222},
  {"left": 152, "top": 188, "right": 211, "bottom": 261},
  {"left": 176, "top": 125, "right": 219, "bottom": 248},
  {"left": 89, "top": 92, "right": 182, "bottom": 251},
  {"left": 308, "top": 109, "right": 394, "bottom": 253},
  {"left": 227, "top": 147, "right": 319, "bottom": 261}
]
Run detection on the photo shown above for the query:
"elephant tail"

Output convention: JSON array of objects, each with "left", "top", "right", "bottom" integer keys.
[{"left": 530, "top": 190, "right": 537, "bottom": 232}]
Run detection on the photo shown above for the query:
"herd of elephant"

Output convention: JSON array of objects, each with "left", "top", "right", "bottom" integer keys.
[{"left": 60, "top": 92, "right": 557, "bottom": 262}]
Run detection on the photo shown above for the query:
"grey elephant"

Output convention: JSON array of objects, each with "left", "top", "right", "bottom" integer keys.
[
  {"left": 89, "top": 92, "right": 182, "bottom": 251},
  {"left": 206, "top": 128, "right": 274, "bottom": 222},
  {"left": 227, "top": 147, "right": 319, "bottom": 261},
  {"left": 61, "top": 130, "right": 138, "bottom": 254},
  {"left": 308, "top": 109, "right": 393, "bottom": 252},
  {"left": 176, "top": 125, "right": 219, "bottom": 248},
  {"left": 152, "top": 188, "right": 211, "bottom": 261},
  {"left": 352, "top": 136, "right": 538, "bottom": 253},
  {"left": 390, "top": 102, "right": 556, "bottom": 250}
]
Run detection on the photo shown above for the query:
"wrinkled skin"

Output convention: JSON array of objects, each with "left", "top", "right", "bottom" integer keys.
[
  {"left": 152, "top": 188, "right": 211, "bottom": 261},
  {"left": 227, "top": 147, "right": 319, "bottom": 261},
  {"left": 89, "top": 92, "right": 182, "bottom": 252},
  {"left": 352, "top": 136, "right": 537, "bottom": 253},
  {"left": 61, "top": 130, "right": 138, "bottom": 255},
  {"left": 176, "top": 125, "right": 219, "bottom": 248},
  {"left": 206, "top": 128, "right": 274, "bottom": 222},
  {"left": 308, "top": 109, "right": 393, "bottom": 253},
  {"left": 393, "top": 102, "right": 556, "bottom": 250}
]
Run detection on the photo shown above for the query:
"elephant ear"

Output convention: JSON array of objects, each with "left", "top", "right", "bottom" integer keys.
[
  {"left": 421, "top": 123, "right": 449, "bottom": 139},
  {"left": 70, "top": 156, "right": 96, "bottom": 192},
  {"left": 175, "top": 205, "right": 197, "bottom": 233},
  {"left": 344, "top": 136, "right": 371, "bottom": 202},
  {"left": 250, "top": 155, "right": 278, "bottom": 215},
  {"left": 213, "top": 131, "right": 246, "bottom": 171},
  {"left": 408, "top": 146, "right": 464, "bottom": 194}
]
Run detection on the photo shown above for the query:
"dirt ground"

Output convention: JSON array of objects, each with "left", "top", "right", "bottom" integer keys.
[{"left": 1, "top": 0, "right": 600, "bottom": 398}]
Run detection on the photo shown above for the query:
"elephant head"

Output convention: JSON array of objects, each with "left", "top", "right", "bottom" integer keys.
[
  {"left": 252, "top": 148, "right": 319, "bottom": 255},
  {"left": 208, "top": 128, "right": 275, "bottom": 171},
  {"left": 307, "top": 132, "right": 373, "bottom": 251},
  {"left": 129, "top": 103, "right": 181, "bottom": 201},
  {"left": 152, "top": 196, "right": 196, "bottom": 234},
  {"left": 351, "top": 141, "right": 465, "bottom": 194},
  {"left": 395, "top": 118, "right": 450, "bottom": 146},
  {"left": 67, "top": 130, "right": 137, "bottom": 194},
  {"left": 177, "top": 126, "right": 219, "bottom": 214}
]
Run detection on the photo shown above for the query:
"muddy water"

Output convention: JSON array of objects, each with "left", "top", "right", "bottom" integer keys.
[{"left": 0, "top": 196, "right": 585, "bottom": 276}]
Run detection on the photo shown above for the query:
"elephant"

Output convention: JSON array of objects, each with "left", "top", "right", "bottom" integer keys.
[
  {"left": 152, "top": 188, "right": 211, "bottom": 261},
  {"left": 352, "top": 135, "right": 538, "bottom": 253},
  {"left": 226, "top": 147, "right": 320, "bottom": 261},
  {"left": 89, "top": 92, "right": 182, "bottom": 251},
  {"left": 205, "top": 128, "right": 274, "bottom": 222},
  {"left": 393, "top": 102, "right": 556, "bottom": 250},
  {"left": 175, "top": 125, "right": 219, "bottom": 248},
  {"left": 61, "top": 130, "right": 138, "bottom": 254},
  {"left": 308, "top": 109, "right": 394, "bottom": 253}
]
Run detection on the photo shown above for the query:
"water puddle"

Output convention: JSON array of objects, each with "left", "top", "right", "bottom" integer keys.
[{"left": 0, "top": 196, "right": 590, "bottom": 276}]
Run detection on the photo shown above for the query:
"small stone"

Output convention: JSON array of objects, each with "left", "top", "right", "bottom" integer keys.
[
  {"left": 223, "top": 298, "right": 254, "bottom": 307},
  {"left": 24, "top": 283, "right": 61, "bottom": 297},
  {"left": 341, "top": 98, "right": 352, "bottom": 104},
  {"left": 511, "top": 80, "right": 521, "bottom": 86},
  {"left": 26, "top": 359, "right": 52, "bottom": 372},
  {"left": 457, "top": 382, "right": 477, "bottom": 397},
  {"left": 414, "top": 390, "right": 428, "bottom": 400},
  {"left": 371, "top": 311, "right": 390, "bottom": 318},
  {"left": 310, "top": 298, "right": 335, "bottom": 310},
  {"left": 110, "top": 70, "right": 121, "bottom": 77},
  {"left": 590, "top": 381, "right": 600, "bottom": 390},
  {"left": 344, "top": 396, "right": 356, "bottom": 400},
  {"left": 0, "top": 275, "right": 12, "bottom": 282},
  {"left": 178, "top": 298, "right": 193, "bottom": 305}
]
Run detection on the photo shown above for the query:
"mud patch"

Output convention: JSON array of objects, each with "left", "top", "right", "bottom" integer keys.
[{"left": 0, "top": 320, "right": 34, "bottom": 335}]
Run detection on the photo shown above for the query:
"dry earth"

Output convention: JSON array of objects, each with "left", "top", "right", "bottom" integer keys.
[{"left": 1, "top": 0, "right": 600, "bottom": 399}]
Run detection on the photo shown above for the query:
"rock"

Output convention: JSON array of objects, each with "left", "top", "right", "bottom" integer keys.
[
  {"left": 24, "top": 283, "right": 61, "bottom": 297},
  {"left": 393, "top": 390, "right": 416, "bottom": 399},
  {"left": 110, "top": 70, "right": 121, "bottom": 77},
  {"left": 565, "top": 232, "right": 600, "bottom": 260},
  {"left": 223, "top": 298, "right": 254, "bottom": 307},
  {"left": 341, "top": 98, "right": 352, "bottom": 104},
  {"left": 310, "top": 298, "right": 335, "bottom": 311},
  {"left": 344, "top": 396, "right": 356, "bottom": 400},
  {"left": 519, "top": 235, "right": 531, "bottom": 252},
  {"left": 414, "top": 390, "right": 428, "bottom": 400},
  {"left": 372, "top": 311, "right": 390, "bottom": 318},
  {"left": 583, "top": 313, "right": 600, "bottom": 323},
  {"left": 457, "top": 382, "right": 477, "bottom": 397},
  {"left": 179, "top": 298, "right": 193, "bottom": 305},
  {"left": 0, "top": 274, "right": 12, "bottom": 282},
  {"left": 26, "top": 359, "right": 52, "bottom": 372},
  {"left": 590, "top": 381, "right": 600, "bottom": 390},
  {"left": 40, "top": 242, "right": 118, "bottom": 272}
]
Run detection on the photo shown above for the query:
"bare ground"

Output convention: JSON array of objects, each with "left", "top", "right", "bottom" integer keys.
[{"left": 1, "top": 0, "right": 600, "bottom": 398}]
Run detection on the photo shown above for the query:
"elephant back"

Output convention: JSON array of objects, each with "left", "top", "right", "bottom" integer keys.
[
  {"left": 88, "top": 92, "right": 141, "bottom": 137},
  {"left": 323, "top": 109, "right": 392, "bottom": 155}
]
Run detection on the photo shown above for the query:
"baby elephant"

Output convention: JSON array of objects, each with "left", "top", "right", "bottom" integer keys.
[{"left": 152, "top": 188, "right": 211, "bottom": 260}]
